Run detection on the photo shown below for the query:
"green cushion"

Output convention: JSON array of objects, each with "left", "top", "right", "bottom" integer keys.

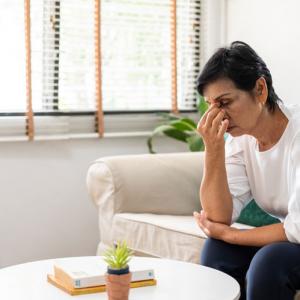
[{"left": 236, "top": 199, "right": 280, "bottom": 227}]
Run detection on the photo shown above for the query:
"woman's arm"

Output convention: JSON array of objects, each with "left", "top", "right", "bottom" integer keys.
[
  {"left": 194, "top": 210, "right": 287, "bottom": 247},
  {"left": 197, "top": 104, "right": 232, "bottom": 225},
  {"left": 201, "top": 148, "right": 233, "bottom": 225},
  {"left": 283, "top": 132, "right": 300, "bottom": 243},
  {"left": 227, "top": 223, "right": 287, "bottom": 246}
]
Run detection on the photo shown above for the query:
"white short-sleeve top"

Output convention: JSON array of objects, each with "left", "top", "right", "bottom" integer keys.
[{"left": 225, "top": 103, "right": 300, "bottom": 243}]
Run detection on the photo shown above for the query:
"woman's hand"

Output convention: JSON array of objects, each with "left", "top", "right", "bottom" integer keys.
[
  {"left": 194, "top": 210, "right": 237, "bottom": 242},
  {"left": 197, "top": 104, "right": 229, "bottom": 153}
]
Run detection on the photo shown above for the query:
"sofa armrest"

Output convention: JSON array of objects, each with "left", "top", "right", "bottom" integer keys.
[{"left": 87, "top": 152, "right": 204, "bottom": 216}]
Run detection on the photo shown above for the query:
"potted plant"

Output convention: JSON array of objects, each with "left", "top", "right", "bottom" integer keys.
[
  {"left": 147, "top": 94, "right": 208, "bottom": 153},
  {"left": 103, "top": 241, "right": 134, "bottom": 300}
]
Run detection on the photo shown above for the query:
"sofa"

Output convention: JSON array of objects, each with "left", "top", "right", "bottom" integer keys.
[{"left": 87, "top": 152, "right": 254, "bottom": 264}]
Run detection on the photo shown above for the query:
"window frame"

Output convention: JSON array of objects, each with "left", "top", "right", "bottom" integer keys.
[{"left": 0, "top": 0, "right": 227, "bottom": 141}]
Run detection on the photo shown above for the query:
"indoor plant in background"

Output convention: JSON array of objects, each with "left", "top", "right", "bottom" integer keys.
[
  {"left": 104, "top": 241, "right": 134, "bottom": 300},
  {"left": 147, "top": 95, "right": 208, "bottom": 153}
]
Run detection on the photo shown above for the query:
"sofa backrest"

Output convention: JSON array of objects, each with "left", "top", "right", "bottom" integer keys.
[{"left": 87, "top": 152, "right": 204, "bottom": 215}]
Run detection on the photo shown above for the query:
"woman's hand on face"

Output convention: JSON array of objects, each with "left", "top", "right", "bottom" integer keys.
[
  {"left": 197, "top": 104, "right": 229, "bottom": 152},
  {"left": 193, "top": 210, "right": 237, "bottom": 242}
]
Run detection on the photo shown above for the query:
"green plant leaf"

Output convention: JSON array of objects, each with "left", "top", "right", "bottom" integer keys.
[
  {"left": 103, "top": 240, "right": 133, "bottom": 270},
  {"left": 147, "top": 138, "right": 156, "bottom": 154},
  {"left": 169, "top": 118, "right": 197, "bottom": 131},
  {"left": 147, "top": 125, "right": 175, "bottom": 154},
  {"left": 147, "top": 125, "right": 189, "bottom": 153},
  {"left": 186, "top": 134, "right": 205, "bottom": 152},
  {"left": 157, "top": 112, "right": 181, "bottom": 121},
  {"left": 179, "top": 118, "right": 197, "bottom": 128},
  {"left": 161, "top": 128, "right": 189, "bottom": 142},
  {"left": 147, "top": 98, "right": 207, "bottom": 153}
]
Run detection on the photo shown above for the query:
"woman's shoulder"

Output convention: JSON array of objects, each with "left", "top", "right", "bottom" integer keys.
[
  {"left": 280, "top": 103, "right": 300, "bottom": 139},
  {"left": 281, "top": 103, "right": 300, "bottom": 127},
  {"left": 283, "top": 105, "right": 300, "bottom": 161}
]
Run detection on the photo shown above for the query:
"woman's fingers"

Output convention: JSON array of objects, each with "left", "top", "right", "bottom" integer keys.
[
  {"left": 211, "top": 110, "right": 225, "bottom": 132},
  {"left": 204, "top": 107, "right": 222, "bottom": 128},
  {"left": 197, "top": 104, "right": 219, "bottom": 130},
  {"left": 194, "top": 211, "right": 211, "bottom": 236},
  {"left": 194, "top": 211, "right": 204, "bottom": 229},
  {"left": 196, "top": 103, "right": 228, "bottom": 149},
  {"left": 217, "top": 119, "right": 229, "bottom": 138}
]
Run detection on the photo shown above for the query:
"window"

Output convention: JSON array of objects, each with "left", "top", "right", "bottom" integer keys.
[
  {"left": 0, "top": 0, "right": 202, "bottom": 140},
  {"left": 31, "top": 0, "right": 96, "bottom": 112},
  {"left": 0, "top": 1, "right": 26, "bottom": 113},
  {"left": 101, "top": 0, "right": 201, "bottom": 111}
]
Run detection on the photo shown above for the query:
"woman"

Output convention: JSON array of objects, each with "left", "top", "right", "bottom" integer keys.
[{"left": 194, "top": 41, "right": 300, "bottom": 300}]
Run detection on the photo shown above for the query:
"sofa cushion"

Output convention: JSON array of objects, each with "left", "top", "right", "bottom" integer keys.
[
  {"left": 237, "top": 200, "right": 281, "bottom": 227},
  {"left": 91, "top": 153, "right": 204, "bottom": 216},
  {"left": 111, "top": 213, "right": 253, "bottom": 264}
]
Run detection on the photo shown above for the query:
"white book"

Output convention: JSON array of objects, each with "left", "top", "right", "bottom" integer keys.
[{"left": 53, "top": 260, "right": 155, "bottom": 289}]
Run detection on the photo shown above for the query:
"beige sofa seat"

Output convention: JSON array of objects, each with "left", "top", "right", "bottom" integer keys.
[
  {"left": 87, "top": 152, "right": 253, "bottom": 264},
  {"left": 113, "top": 213, "right": 252, "bottom": 263}
]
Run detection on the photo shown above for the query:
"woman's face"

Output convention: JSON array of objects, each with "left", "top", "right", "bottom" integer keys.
[{"left": 203, "top": 77, "right": 266, "bottom": 137}]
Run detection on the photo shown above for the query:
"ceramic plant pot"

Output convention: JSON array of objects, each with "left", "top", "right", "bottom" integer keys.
[{"left": 105, "top": 266, "right": 132, "bottom": 300}]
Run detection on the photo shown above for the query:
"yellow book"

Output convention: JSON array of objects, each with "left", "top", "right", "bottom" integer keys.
[
  {"left": 53, "top": 260, "right": 155, "bottom": 288},
  {"left": 47, "top": 274, "right": 157, "bottom": 296}
]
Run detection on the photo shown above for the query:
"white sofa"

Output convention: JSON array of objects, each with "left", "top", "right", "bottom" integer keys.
[{"left": 87, "top": 152, "right": 253, "bottom": 264}]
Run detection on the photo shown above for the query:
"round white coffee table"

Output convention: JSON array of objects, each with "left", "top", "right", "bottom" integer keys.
[{"left": 0, "top": 256, "right": 240, "bottom": 300}]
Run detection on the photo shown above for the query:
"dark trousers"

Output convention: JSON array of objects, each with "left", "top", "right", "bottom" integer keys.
[{"left": 201, "top": 238, "right": 300, "bottom": 300}]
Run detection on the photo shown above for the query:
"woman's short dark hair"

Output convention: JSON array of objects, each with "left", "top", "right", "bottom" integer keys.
[{"left": 196, "top": 41, "right": 281, "bottom": 112}]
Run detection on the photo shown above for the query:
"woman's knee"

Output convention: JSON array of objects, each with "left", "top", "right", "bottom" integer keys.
[
  {"left": 247, "top": 242, "right": 300, "bottom": 279},
  {"left": 247, "top": 243, "right": 284, "bottom": 286},
  {"left": 246, "top": 242, "right": 300, "bottom": 299}
]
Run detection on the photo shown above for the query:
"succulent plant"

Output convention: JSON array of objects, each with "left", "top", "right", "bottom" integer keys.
[{"left": 103, "top": 241, "right": 133, "bottom": 270}]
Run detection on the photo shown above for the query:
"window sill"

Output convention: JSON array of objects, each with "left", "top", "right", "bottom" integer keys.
[{"left": 0, "top": 112, "right": 200, "bottom": 142}]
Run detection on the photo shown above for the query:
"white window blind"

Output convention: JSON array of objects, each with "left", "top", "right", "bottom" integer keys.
[
  {"left": 0, "top": 1, "right": 27, "bottom": 138},
  {"left": 0, "top": 1, "right": 26, "bottom": 113},
  {"left": 0, "top": 0, "right": 202, "bottom": 140},
  {"left": 31, "top": 0, "right": 96, "bottom": 112},
  {"left": 101, "top": 0, "right": 201, "bottom": 111}
]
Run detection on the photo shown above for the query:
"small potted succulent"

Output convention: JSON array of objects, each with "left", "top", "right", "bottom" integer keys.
[{"left": 103, "top": 241, "right": 134, "bottom": 300}]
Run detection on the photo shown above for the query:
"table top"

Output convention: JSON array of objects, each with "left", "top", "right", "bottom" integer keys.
[{"left": 0, "top": 256, "right": 240, "bottom": 300}]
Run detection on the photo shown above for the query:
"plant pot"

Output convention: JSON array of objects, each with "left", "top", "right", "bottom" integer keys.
[{"left": 105, "top": 266, "right": 132, "bottom": 300}]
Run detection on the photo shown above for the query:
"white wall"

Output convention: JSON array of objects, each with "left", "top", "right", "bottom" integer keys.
[
  {"left": 226, "top": 0, "right": 300, "bottom": 105},
  {"left": 3, "top": 0, "right": 300, "bottom": 268},
  {"left": 0, "top": 137, "right": 188, "bottom": 268},
  {"left": 202, "top": 0, "right": 227, "bottom": 63}
]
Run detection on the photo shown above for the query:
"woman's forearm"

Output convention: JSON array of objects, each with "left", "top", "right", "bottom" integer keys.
[
  {"left": 200, "top": 150, "right": 233, "bottom": 225},
  {"left": 226, "top": 223, "right": 287, "bottom": 247},
  {"left": 197, "top": 103, "right": 232, "bottom": 224},
  {"left": 194, "top": 212, "right": 287, "bottom": 247}
]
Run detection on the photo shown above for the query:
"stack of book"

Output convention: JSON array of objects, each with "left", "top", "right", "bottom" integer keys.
[{"left": 47, "top": 260, "right": 156, "bottom": 295}]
